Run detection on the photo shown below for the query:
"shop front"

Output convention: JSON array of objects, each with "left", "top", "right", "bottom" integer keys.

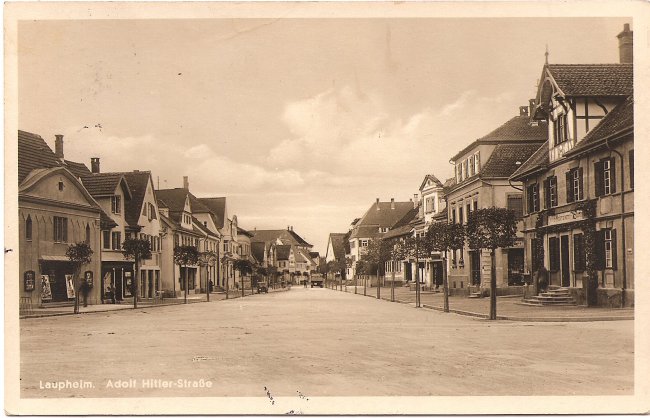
[
  {"left": 39, "top": 258, "right": 76, "bottom": 303},
  {"left": 101, "top": 261, "right": 135, "bottom": 303}
]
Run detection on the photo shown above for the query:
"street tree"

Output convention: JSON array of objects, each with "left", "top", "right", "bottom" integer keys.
[
  {"left": 233, "top": 258, "right": 254, "bottom": 297},
  {"left": 425, "top": 222, "right": 465, "bottom": 312},
  {"left": 197, "top": 250, "right": 218, "bottom": 302},
  {"left": 465, "top": 207, "right": 518, "bottom": 320},
  {"left": 122, "top": 237, "right": 152, "bottom": 309},
  {"left": 66, "top": 242, "right": 94, "bottom": 314},
  {"left": 361, "top": 238, "right": 393, "bottom": 298},
  {"left": 174, "top": 245, "right": 200, "bottom": 304},
  {"left": 397, "top": 233, "right": 430, "bottom": 307}
]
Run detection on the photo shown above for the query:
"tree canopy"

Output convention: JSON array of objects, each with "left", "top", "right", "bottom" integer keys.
[
  {"left": 122, "top": 237, "right": 152, "bottom": 263},
  {"left": 173, "top": 245, "right": 200, "bottom": 267},
  {"left": 466, "top": 208, "right": 518, "bottom": 250}
]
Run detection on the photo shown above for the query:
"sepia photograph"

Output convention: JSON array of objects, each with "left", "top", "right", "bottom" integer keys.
[{"left": 4, "top": 1, "right": 650, "bottom": 415}]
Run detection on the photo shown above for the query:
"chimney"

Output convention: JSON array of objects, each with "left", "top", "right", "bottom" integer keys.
[
  {"left": 183, "top": 176, "right": 189, "bottom": 190},
  {"left": 413, "top": 194, "right": 419, "bottom": 209},
  {"left": 54, "top": 134, "right": 64, "bottom": 159},
  {"left": 519, "top": 106, "right": 529, "bottom": 117},
  {"left": 376, "top": 197, "right": 380, "bottom": 210},
  {"left": 617, "top": 23, "right": 633, "bottom": 64},
  {"left": 290, "top": 226, "right": 293, "bottom": 231},
  {"left": 390, "top": 198, "right": 395, "bottom": 209},
  {"left": 91, "top": 157, "right": 100, "bottom": 174},
  {"left": 529, "top": 98, "right": 536, "bottom": 117}
]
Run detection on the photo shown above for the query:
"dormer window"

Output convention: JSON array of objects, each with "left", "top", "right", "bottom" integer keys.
[{"left": 554, "top": 113, "right": 569, "bottom": 146}]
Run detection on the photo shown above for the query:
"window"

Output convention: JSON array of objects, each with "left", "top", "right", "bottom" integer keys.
[
  {"left": 85, "top": 224, "right": 91, "bottom": 244},
  {"left": 544, "top": 176, "right": 558, "bottom": 208},
  {"left": 53, "top": 216, "right": 68, "bottom": 242},
  {"left": 58, "top": 181, "right": 64, "bottom": 191},
  {"left": 566, "top": 168, "right": 584, "bottom": 202},
  {"left": 554, "top": 113, "right": 568, "bottom": 145},
  {"left": 473, "top": 200, "right": 478, "bottom": 211},
  {"left": 111, "top": 195, "right": 121, "bottom": 214},
  {"left": 527, "top": 183, "right": 539, "bottom": 213},
  {"left": 458, "top": 206, "right": 464, "bottom": 225},
  {"left": 103, "top": 231, "right": 111, "bottom": 249},
  {"left": 451, "top": 206, "right": 457, "bottom": 224},
  {"left": 469, "top": 155, "right": 475, "bottom": 177},
  {"left": 629, "top": 150, "right": 634, "bottom": 189},
  {"left": 573, "top": 234, "right": 585, "bottom": 272},
  {"left": 474, "top": 151, "right": 480, "bottom": 174},
  {"left": 456, "top": 164, "right": 461, "bottom": 183},
  {"left": 25, "top": 215, "right": 32, "bottom": 241},
  {"left": 600, "top": 229, "right": 618, "bottom": 270},
  {"left": 466, "top": 202, "right": 471, "bottom": 221},
  {"left": 361, "top": 240, "right": 369, "bottom": 247},
  {"left": 507, "top": 195, "right": 523, "bottom": 220},
  {"left": 112, "top": 231, "right": 121, "bottom": 250},
  {"left": 595, "top": 158, "right": 616, "bottom": 197},
  {"left": 549, "top": 237, "right": 560, "bottom": 272},
  {"left": 143, "top": 205, "right": 147, "bottom": 216}
]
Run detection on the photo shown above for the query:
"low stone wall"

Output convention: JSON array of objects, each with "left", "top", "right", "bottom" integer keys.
[{"left": 567, "top": 287, "right": 634, "bottom": 308}]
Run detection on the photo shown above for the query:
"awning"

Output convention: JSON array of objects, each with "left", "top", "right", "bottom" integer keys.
[{"left": 39, "top": 255, "right": 71, "bottom": 262}]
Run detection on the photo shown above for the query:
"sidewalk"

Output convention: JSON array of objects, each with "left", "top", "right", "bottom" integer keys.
[
  {"left": 336, "top": 285, "right": 634, "bottom": 322},
  {"left": 19, "top": 286, "right": 291, "bottom": 319}
]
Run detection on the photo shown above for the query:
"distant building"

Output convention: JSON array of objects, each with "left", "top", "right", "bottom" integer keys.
[{"left": 250, "top": 226, "right": 313, "bottom": 284}]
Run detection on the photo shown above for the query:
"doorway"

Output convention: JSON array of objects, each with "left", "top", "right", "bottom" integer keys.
[
  {"left": 470, "top": 251, "right": 481, "bottom": 286},
  {"left": 560, "top": 235, "right": 570, "bottom": 287}
]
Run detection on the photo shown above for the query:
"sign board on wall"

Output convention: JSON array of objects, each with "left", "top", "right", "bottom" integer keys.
[
  {"left": 548, "top": 210, "right": 584, "bottom": 226},
  {"left": 40, "top": 275, "right": 52, "bottom": 301},
  {"left": 24, "top": 271, "right": 35, "bottom": 291},
  {"left": 65, "top": 274, "right": 76, "bottom": 299}
]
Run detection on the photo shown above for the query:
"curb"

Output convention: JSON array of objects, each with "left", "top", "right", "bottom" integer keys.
[{"left": 20, "top": 288, "right": 292, "bottom": 320}]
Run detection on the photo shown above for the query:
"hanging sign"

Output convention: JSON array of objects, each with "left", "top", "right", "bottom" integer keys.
[
  {"left": 40, "top": 275, "right": 52, "bottom": 301},
  {"left": 65, "top": 274, "right": 76, "bottom": 299},
  {"left": 24, "top": 271, "right": 36, "bottom": 292}
]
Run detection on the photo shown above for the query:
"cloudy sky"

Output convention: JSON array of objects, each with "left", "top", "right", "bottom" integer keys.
[{"left": 18, "top": 17, "right": 628, "bottom": 252}]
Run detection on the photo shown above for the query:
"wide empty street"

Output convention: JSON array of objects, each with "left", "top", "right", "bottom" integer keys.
[{"left": 20, "top": 287, "right": 633, "bottom": 398}]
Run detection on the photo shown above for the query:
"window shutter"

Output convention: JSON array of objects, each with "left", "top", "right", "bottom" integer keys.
[
  {"left": 594, "top": 161, "right": 603, "bottom": 197},
  {"left": 566, "top": 171, "right": 573, "bottom": 202},
  {"left": 543, "top": 179, "right": 550, "bottom": 209},
  {"left": 578, "top": 168, "right": 584, "bottom": 200},
  {"left": 549, "top": 237, "right": 560, "bottom": 272},
  {"left": 609, "top": 158, "right": 616, "bottom": 194},
  {"left": 611, "top": 229, "right": 618, "bottom": 270},
  {"left": 595, "top": 230, "right": 605, "bottom": 270},
  {"left": 63, "top": 218, "right": 68, "bottom": 242},
  {"left": 573, "top": 234, "right": 585, "bottom": 272}
]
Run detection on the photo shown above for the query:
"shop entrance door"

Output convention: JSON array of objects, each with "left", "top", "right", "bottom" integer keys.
[{"left": 560, "top": 235, "right": 570, "bottom": 287}]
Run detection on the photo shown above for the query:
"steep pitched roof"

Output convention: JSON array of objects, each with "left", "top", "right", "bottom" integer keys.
[
  {"left": 122, "top": 171, "right": 152, "bottom": 228},
  {"left": 327, "top": 233, "right": 347, "bottom": 261},
  {"left": 419, "top": 174, "right": 443, "bottom": 191},
  {"left": 567, "top": 96, "right": 634, "bottom": 156},
  {"left": 547, "top": 64, "right": 633, "bottom": 97},
  {"left": 237, "top": 226, "right": 254, "bottom": 238},
  {"left": 276, "top": 245, "right": 291, "bottom": 261},
  {"left": 192, "top": 216, "right": 217, "bottom": 237},
  {"left": 81, "top": 173, "right": 132, "bottom": 199},
  {"left": 510, "top": 141, "right": 550, "bottom": 181},
  {"left": 198, "top": 197, "right": 226, "bottom": 229},
  {"left": 451, "top": 116, "right": 547, "bottom": 161},
  {"left": 357, "top": 201, "right": 414, "bottom": 229},
  {"left": 18, "top": 130, "right": 61, "bottom": 184},
  {"left": 63, "top": 160, "right": 92, "bottom": 178},
  {"left": 309, "top": 251, "right": 320, "bottom": 259},
  {"left": 382, "top": 207, "right": 419, "bottom": 240},
  {"left": 480, "top": 143, "right": 545, "bottom": 178},
  {"left": 251, "top": 242, "right": 266, "bottom": 263},
  {"left": 156, "top": 188, "right": 189, "bottom": 212},
  {"left": 250, "top": 229, "right": 311, "bottom": 247},
  {"left": 350, "top": 225, "right": 382, "bottom": 240}
]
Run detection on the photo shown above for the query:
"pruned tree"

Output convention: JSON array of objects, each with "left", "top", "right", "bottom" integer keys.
[
  {"left": 174, "top": 245, "right": 200, "bottom": 304},
  {"left": 466, "top": 208, "right": 518, "bottom": 320},
  {"left": 198, "top": 250, "right": 218, "bottom": 301},
  {"left": 426, "top": 222, "right": 465, "bottom": 312},
  {"left": 233, "top": 258, "right": 254, "bottom": 297},
  {"left": 66, "top": 242, "right": 94, "bottom": 314},
  {"left": 122, "top": 237, "right": 152, "bottom": 309}
]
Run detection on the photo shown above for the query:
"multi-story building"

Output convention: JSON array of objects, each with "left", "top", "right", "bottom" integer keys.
[
  {"left": 511, "top": 24, "right": 633, "bottom": 306},
  {"left": 250, "top": 227, "right": 313, "bottom": 283},
  {"left": 446, "top": 109, "right": 547, "bottom": 293},
  {"left": 18, "top": 131, "right": 104, "bottom": 306},
  {"left": 347, "top": 198, "right": 413, "bottom": 278}
]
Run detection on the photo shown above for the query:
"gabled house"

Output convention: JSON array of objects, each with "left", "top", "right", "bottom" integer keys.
[
  {"left": 18, "top": 131, "right": 103, "bottom": 306},
  {"left": 198, "top": 197, "right": 239, "bottom": 290},
  {"left": 250, "top": 226, "right": 313, "bottom": 284},
  {"left": 446, "top": 108, "right": 547, "bottom": 293},
  {"left": 511, "top": 24, "right": 634, "bottom": 306},
  {"left": 347, "top": 198, "right": 413, "bottom": 278}
]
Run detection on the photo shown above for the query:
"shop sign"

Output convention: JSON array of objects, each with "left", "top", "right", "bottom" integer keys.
[
  {"left": 24, "top": 270, "right": 36, "bottom": 292},
  {"left": 548, "top": 210, "right": 584, "bottom": 226},
  {"left": 40, "top": 275, "right": 52, "bottom": 301},
  {"left": 65, "top": 274, "right": 76, "bottom": 299}
]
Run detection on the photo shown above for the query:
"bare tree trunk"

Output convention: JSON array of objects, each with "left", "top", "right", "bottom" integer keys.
[
  {"left": 134, "top": 258, "right": 139, "bottom": 309},
  {"left": 184, "top": 265, "right": 188, "bottom": 304},
  {"left": 489, "top": 248, "right": 497, "bottom": 320},
  {"left": 443, "top": 255, "right": 449, "bottom": 313},
  {"left": 73, "top": 269, "right": 80, "bottom": 314}
]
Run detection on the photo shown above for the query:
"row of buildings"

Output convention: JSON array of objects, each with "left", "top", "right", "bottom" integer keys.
[
  {"left": 325, "top": 24, "right": 634, "bottom": 307},
  {"left": 18, "top": 133, "right": 318, "bottom": 306}
]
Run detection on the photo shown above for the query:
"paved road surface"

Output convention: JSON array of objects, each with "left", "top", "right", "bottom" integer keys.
[{"left": 20, "top": 287, "right": 633, "bottom": 398}]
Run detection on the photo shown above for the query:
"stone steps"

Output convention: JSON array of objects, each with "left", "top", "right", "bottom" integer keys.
[{"left": 522, "top": 286, "right": 577, "bottom": 306}]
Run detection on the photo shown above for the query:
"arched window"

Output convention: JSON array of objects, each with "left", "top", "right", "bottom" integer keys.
[
  {"left": 25, "top": 215, "right": 32, "bottom": 240},
  {"left": 85, "top": 224, "right": 91, "bottom": 243}
]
